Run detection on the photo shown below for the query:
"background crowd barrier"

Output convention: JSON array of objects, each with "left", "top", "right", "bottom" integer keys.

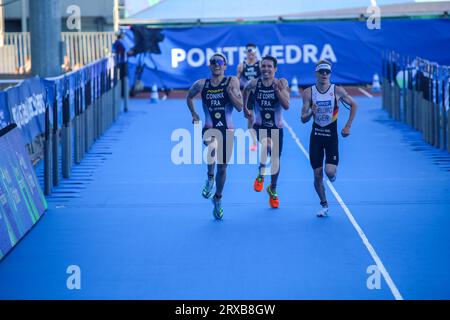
[
  {"left": 0, "top": 55, "right": 126, "bottom": 196},
  {"left": 0, "top": 124, "right": 47, "bottom": 260},
  {"left": 382, "top": 51, "right": 450, "bottom": 153}
]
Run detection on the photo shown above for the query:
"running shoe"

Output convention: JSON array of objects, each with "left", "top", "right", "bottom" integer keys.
[
  {"left": 212, "top": 196, "right": 223, "bottom": 220},
  {"left": 253, "top": 174, "right": 264, "bottom": 192},
  {"left": 316, "top": 207, "right": 329, "bottom": 217},
  {"left": 267, "top": 185, "right": 279, "bottom": 208},
  {"left": 202, "top": 179, "right": 215, "bottom": 199}
]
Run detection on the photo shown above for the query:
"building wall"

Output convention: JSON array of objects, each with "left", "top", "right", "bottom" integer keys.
[{"left": 4, "top": 0, "right": 115, "bottom": 31}]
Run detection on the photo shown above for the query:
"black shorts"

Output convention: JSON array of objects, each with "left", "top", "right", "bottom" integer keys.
[
  {"left": 202, "top": 127, "right": 234, "bottom": 164},
  {"left": 253, "top": 125, "right": 283, "bottom": 158},
  {"left": 309, "top": 124, "right": 339, "bottom": 169}
]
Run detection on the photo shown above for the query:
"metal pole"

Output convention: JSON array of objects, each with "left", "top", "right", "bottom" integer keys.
[
  {"left": 62, "top": 88, "right": 72, "bottom": 179},
  {"left": 44, "top": 104, "right": 52, "bottom": 195},
  {"left": 0, "top": 0, "right": 5, "bottom": 46},
  {"left": 21, "top": 0, "right": 27, "bottom": 33},
  {"left": 434, "top": 67, "right": 440, "bottom": 148},
  {"left": 124, "top": 53, "right": 129, "bottom": 112},
  {"left": 85, "top": 78, "right": 91, "bottom": 152},
  {"left": 442, "top": 70, "right": 447, "bottom": 151},
  {"left": 80, "top": 75, "right": 86, "bottom": 159},
  {"left": 29, "top": 0, "right": 61, "bottom": 77},
  {"left": 425, "top": 68, "right": 430, "bottom": 144},
  {"left": 413, "top": 64, "right": 419, "bottom": 130},
  {"left": 447, "top": 70, "right": 450, "bottom": 153},
  {"left": 430, "top": 66, "right": 435, "bottom": 146},
  {"left": 420, "top": 66, "right": 426, "bottom": 137},
  {"left": 52, "top": 85, "right": 59, "bottom": 186},
  {"left": 113, "top": 0, "right": 120, "bottom": 33},
  {"left": 74, "top": 80, "right": 81, "bottom": 164}
]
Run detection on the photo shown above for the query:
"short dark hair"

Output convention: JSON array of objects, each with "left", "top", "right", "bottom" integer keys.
[
  {"left": 246, "top": 43, "right": 256, "bottom": 48},
  {"left": 261, "top": 55, "right": 277, "bottom": 68},
  {"left": 210, "top": 52, "right": 227, "bottom": 65}
]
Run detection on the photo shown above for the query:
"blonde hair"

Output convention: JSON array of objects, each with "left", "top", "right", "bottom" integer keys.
[{"left": 316, "top": 60, "right": 332, "bottom": 67}]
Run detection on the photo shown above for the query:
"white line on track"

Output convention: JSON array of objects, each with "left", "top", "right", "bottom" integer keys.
[
  {"left": 358, "top": 87, "right": 374, "bottom": 98},
  {"left": 283, "top": 119, "right": 404, "bottom": 300}
]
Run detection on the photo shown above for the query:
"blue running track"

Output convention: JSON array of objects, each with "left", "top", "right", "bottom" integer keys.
[{"left": 0, "top": 95, "right": 449, "bottom": 299}]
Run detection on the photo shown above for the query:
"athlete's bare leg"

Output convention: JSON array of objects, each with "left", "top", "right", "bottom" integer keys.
[
  {"left": 259, "top": 137, "right": 270, "bottom": 176},
  {"left": 206, "top": 139, "right": 217, "bottom": 177},
  {"left": 215, "top": 164, "right": 227, "bottom": 197},
  {"left": 313, "top": 167, "right": 327, "bottom": 205},
  {"left": 325, "top": 164, "right": 337, "bottom": 182},
  {"left": 248, "top": 110, "right": 257, "bottom": 147}
]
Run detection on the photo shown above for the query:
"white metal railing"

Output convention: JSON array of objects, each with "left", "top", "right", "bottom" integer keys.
[
  {"left": 1, "top": 32, "right": 31, "bottom": 74},
  {"left": 61, "top": 32, "right": 115, "bottom": 68},
  {"left": 0, "top": 45, "right": 18, "bottom": 74},
  {"left": 0, "top": 32, "right": 115, "bottom": 74}
]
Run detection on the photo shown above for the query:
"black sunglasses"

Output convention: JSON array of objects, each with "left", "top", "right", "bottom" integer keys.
[
  {"left": 210, "top": 58, "right": 226, "bottom": 66},
  {"left": 317, "top": 69, "right": 331, "bottom": 75}
]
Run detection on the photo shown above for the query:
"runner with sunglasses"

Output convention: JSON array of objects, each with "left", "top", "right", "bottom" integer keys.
[
  {"left": 237, "top": 43, "right": 261, "bottom": 151},
  {"left": 243, "top": 55, "right": 290, "bottom": 208},
  {"left": 301, "top": 60, "right": 358, "bottom": 217},
  {"left": 187, "top": 53, "right": 243, "bottom": 220}
]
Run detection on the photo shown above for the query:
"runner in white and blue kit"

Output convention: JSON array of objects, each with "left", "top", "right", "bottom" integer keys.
[{"left": 301, "top": 60, "right": 358, "bottom": 217}]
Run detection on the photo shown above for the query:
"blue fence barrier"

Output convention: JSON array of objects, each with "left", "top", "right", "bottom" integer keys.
[
  {"left": 0, "top": 55, "right": 125, "bottom": 260},
  {"left": 0, "top": 55, "right": 125, "bottom": 195},
  {"left": 382, "top": 51, "right": 450, "bottom": 153},
  {"left": 1, "top": 77, "right": 46, "bottom": 145},
  {"left": 0, "top": 124, "right": 47, "bottom": 260}
]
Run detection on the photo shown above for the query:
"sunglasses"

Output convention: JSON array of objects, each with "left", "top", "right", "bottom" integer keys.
[
  {"left": 210, "top": 58, "right": 225, "bottom": 66},
  {"left": 246, "top": 48, "right": 256, "bottom": 53},
  {"left": 317, "top": 69, "right": 331, "bottom": 75}
]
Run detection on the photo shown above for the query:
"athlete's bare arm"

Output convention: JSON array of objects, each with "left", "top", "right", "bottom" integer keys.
[
  {"left": 186, "top": 79, "right": 205, "bottom": 124},
  {"left": 336, "top": 86, "right": 358, "bottom": 137},
  {"left": 236, "top": 63, "right": 243, "bottom": 78},
  {"left": 301, "top": 87, "right": 315, "bottom": 123},
  {"left": 274, "top": 78, "right": 290, "bottom": 110},
  {"left": 227, "top": 76, "right": 243, "bottom": 112},
  {"left": 242, "top": 79, "right": 258, "bottom": 119}
]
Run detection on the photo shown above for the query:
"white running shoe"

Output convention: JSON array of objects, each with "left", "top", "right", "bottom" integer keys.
[{"left": 316, "top": 207, "right": 329, "bottom": 218}]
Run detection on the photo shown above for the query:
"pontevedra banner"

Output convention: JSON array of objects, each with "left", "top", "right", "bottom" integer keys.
[
  {"left": 0, "top": 124, "right": 47, "bottom": 260},
  {"left": 124, "top": 19, "right": 450, "bottom": 89}
]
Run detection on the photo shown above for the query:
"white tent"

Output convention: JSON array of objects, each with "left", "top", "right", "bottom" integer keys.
[{"left": 122, "top": 0, "right": 450, "bottom": 24}]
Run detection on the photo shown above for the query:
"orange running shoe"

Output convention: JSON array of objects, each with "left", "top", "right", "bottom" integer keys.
[
  {"left": 253, "top": 174, "right": 264, "bottom": 192},
  {"left": 267, "top": 185, "right": 279, "bottom": 208}
]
